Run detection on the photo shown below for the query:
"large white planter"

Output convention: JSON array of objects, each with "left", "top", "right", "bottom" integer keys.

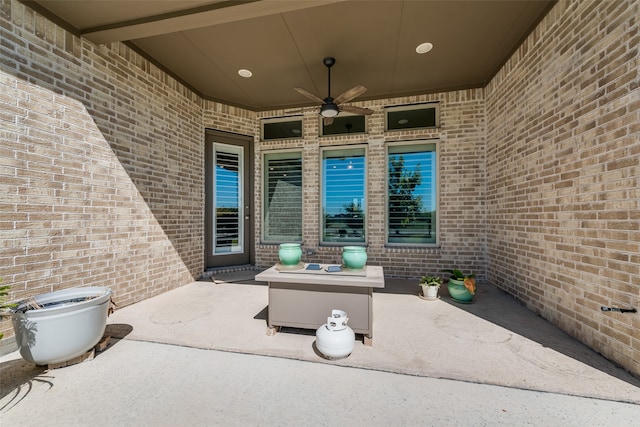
[{"left": 11, "top": 287, "right": 112, "bottom": 365}]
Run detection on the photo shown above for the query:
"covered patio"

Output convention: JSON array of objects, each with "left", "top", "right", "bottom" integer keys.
[
  {"left": 1, "top": 2, "right": 639, "bottom": 419},
  {"left": 2, "top": 271, "right": 639, "bottom": 424}
]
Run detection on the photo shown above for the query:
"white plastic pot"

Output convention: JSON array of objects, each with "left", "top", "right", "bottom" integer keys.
[
  {"left": 421, "top": 284, "right": 439, "bottom": 300},
  {"left": 11, "top": 287, "right": 112, "bottom": 365}
]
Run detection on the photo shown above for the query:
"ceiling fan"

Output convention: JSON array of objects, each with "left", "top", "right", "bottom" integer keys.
[{"left": 295, "top": 57, "right": 373, "bottom": 125}]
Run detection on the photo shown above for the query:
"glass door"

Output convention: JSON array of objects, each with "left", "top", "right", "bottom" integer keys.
[{"left": 205, "top": 130, "right": 253, "bottom": 268}]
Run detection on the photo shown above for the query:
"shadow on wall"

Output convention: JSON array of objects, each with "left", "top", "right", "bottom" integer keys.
[
  {"left": 1, "top": 67, "right": 198, "bottom": 306},
  {"left": 0, "top": 0, "right": 205, "bottom": 280}
]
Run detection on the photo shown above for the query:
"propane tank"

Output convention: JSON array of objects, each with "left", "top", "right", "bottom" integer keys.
[{"left": 315, "top": 309, "right": 355, "bottom": 359}]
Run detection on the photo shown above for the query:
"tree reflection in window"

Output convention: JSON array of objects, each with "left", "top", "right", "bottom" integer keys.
[
  {"left": 322, "top": 148, "right": 366, "bottom": 243},
  {"left": 388, "top": 143, "right": 437, "bottom": 244}
]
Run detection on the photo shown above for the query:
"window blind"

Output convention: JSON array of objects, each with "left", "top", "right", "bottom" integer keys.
[
  {"left": 322, "top": 148, "right": 366, "bottom": 243},
  {"left": 215, "top": 150, "right": 241, "bottom": 253},
  {"left": 388, "top": 143, "right": 437, "bottom": 244},
  {"left": 263, "top": 152, "right": 302, "bottom": 241}
]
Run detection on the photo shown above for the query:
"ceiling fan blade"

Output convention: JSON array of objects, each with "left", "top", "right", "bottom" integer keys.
[
  {"left": 340, "top": 105, "right": 374, "bottom": 115},
  {"left": 323, "top": 117, "right": 334, "bottom": 126},
  {"left": 333, "top": 84, "right": 368, "bottom": 105},
  {"left": 294, "top": 87, "right": 324, "bottom": 104}
]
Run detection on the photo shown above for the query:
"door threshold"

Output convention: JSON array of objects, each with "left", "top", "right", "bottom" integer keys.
[{"left": 201, "top": 264, "right": 259, "bottom": 279}]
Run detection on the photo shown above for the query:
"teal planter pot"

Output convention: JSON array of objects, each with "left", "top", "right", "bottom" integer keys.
[
  {"left": 278, "top": 243, "right": 302, "bottom": 266},
  {"left": 447, "top": 278, "right": 474, "bottom": 303},
  {"left": 342, "top": 246, "right": 367, "bottom": 270}
]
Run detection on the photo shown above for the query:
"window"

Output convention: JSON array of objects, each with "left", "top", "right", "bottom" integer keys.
[
  {"left": 387, "top": 142, "right": 437, "bottom": 244},
  {"left": 263, "top": 151, "right": 302, "bottom": 242},
  {"left": 261, "top": 116, "right": 303, "bottom": 140},
  {"left": 320, "top": 114, "right": 366, "bottom": 136},
  {"left": 214, "top": 144, "right": 243, "bottom": 253},
  {"left": 322, "top": 147, "right": 366, "bottom": 243},
  {"left": 385, "top": 103, "right": 439, "bottom": 131}
]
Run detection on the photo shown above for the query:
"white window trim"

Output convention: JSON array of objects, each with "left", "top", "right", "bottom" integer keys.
[{"left": 212, "top": 142, "right": 244, "bottom": 255}]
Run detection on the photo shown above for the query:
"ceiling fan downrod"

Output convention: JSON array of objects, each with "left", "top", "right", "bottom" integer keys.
[
  {"left": 323, "top": 57, "right": 335, "bottom": 101},
  {"left": 321, "top": 57, "right": 339, "bottom": 118}
]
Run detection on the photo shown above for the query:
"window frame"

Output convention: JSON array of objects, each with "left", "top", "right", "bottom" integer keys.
[
  {"left": 261, "top": 149, "right": 304, "bottom": 243},
  {"left": 319, "top": 144, "right": 368, "bottom": 246},
  {"left": 261, "top": 116, "right": 304, "bottom": 141},
  {"left": 385, "top": 139, "right": 439, "bottom": 247},
  {"left": 319, "top": 113, "right": 368, "bottom": 136},
  {"left": 384, "top": 102, "right": 440, "bottom": 131}
]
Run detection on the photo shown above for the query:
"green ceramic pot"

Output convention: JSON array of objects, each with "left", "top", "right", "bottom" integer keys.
[
  {"left": 342, "top": 246, "right": 367, "bottom": 269},
  {"left": 278, "top": 243, "right": 302, "bottom": 266},
  {"left": 447, "top": 278, "right": 474, "bottom": 303}
]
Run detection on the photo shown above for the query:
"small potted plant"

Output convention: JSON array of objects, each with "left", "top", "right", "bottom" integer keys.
[
  {"left": 442, "top": 268, "right": 476, "bottom": 303},
  {"left": 419, "top": 275, "right": 442, "bottom": 300}
]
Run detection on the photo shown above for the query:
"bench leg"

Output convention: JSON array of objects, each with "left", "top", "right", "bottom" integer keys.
[
  {"left": 266, "top": 325, "right": 281, "bottom": 336},
  {"left": 364, "top": 335, "right": 373, "bottom": 346}
]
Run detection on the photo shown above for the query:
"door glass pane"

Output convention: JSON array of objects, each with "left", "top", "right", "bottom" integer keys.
[
  {"left": 322, "top": 147, "right": 366, "bottom": 243},
  {"left": 214, "top": 144, "right": 243, "bottom": 254},
  {"left": 263, "top": 152, "right": 302, "bottom": 242}
]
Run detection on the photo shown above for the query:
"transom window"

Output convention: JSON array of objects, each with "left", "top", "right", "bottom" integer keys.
[
  {"left": 387, "top": 141, "right": 438, "bottom": 245},
  {"left": 321, "top": 147, "right": 366, "bottom": 243},
  {"left": 262, "top": 151, "right": 303, "bottom": 242},
  {"left": 261, "top": 116, "right": 303, "bottom": 140},
  {"left": 385, "top": 103, "right": 439, "bottom": 131},
  {"left": 320, "top": 114, "right": 366, "bottom": 136}
]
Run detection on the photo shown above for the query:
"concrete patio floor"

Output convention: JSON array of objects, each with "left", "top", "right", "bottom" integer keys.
[{"left": 1, "top": 271, "right": 639, "bottom": 425}]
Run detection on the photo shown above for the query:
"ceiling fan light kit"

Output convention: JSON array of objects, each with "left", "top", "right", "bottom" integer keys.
[
  {"left": 295, "top": 57, "right": 373, "bottom": 121},
  {"left": 320, "top": 102, "right": 339, "bottom": 118}
]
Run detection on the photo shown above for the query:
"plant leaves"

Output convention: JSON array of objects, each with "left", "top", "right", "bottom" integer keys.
[{"left": 463, "top": 278, "right": 476, "bottom": 295}]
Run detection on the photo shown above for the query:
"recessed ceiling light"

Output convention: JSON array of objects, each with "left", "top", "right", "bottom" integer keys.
[
  {"left": 238, "top": 69, "right": 253, "bottom": 78},
  {"left": 415, "top": 42, "right": 433, "bottom": 54},
  {"left": 292, "top": 129, "right": 301, "bottom": 134},
  {"left": 398, "top": 119, "right": 409, "bottom": 125}
]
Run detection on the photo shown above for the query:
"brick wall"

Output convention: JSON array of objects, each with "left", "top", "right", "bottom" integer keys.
[
  {"left": 0, "top": 0, "right": 204, "bottom": 340},
  {"left": 0, "top": 3, "right": 488, "bottom": 327},
  {"left": 254, "top": 89, "right": 486, "bottom": 278},
  {"left": 2, "top": 0, "right": 637, "bottom": 378},
  {"left": 485, "top": 0, "right": 639, "bottom": 375}
]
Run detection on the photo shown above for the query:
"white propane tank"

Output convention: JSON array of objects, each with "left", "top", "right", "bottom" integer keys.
[{"left": 315, "top": 309, "right": 355, "bottom": 359}]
